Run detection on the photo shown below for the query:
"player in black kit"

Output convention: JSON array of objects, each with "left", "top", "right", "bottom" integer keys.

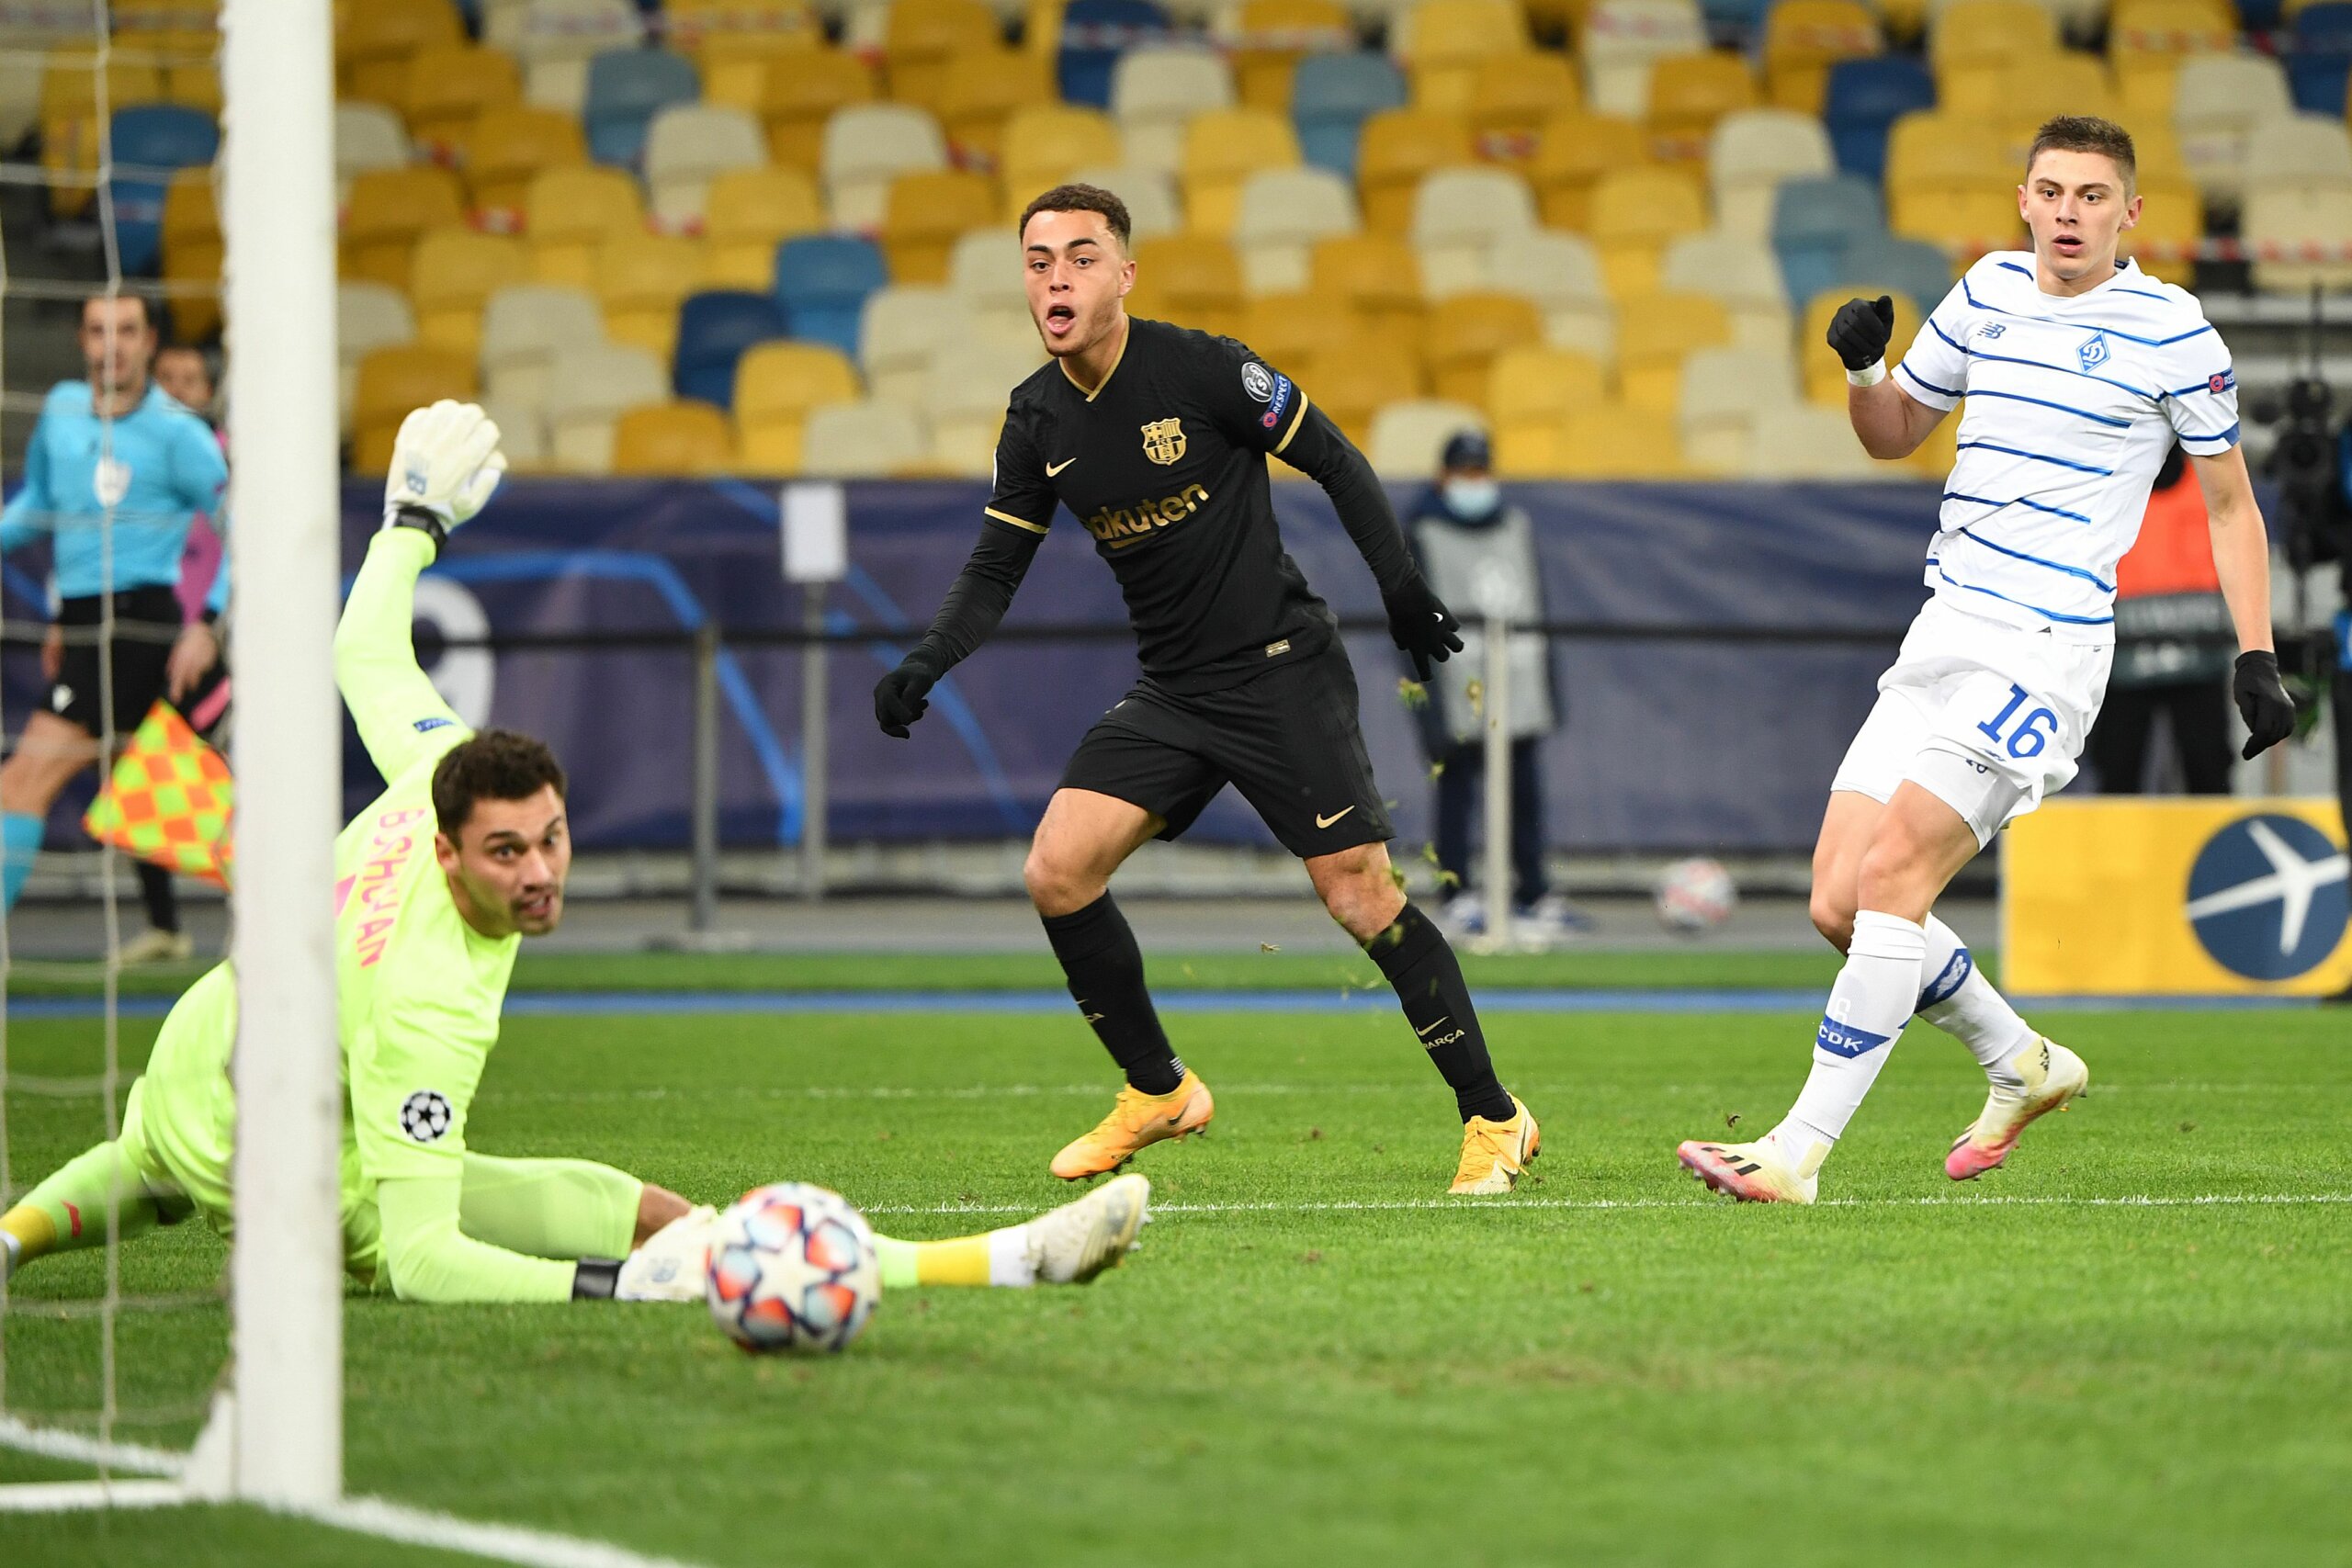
[{"left": 873, "top": 185, "right": 1540, "bottom": 1195}]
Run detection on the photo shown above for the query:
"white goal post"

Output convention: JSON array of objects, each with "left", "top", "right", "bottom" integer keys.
[{"left": 207, "top": 0, "right": 345, "bottom": 1508}]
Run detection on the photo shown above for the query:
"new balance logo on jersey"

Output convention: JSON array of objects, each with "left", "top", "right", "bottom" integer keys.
[
  {"left": 1917, "top": 947, "right": 1974, "bottom": 1010},
  {"left": 1082, "top": 484, "right": 1210, "bottom": 546},
  {"left": 1815, "top": 1016, "right": 1894, "bottom": 1059}
]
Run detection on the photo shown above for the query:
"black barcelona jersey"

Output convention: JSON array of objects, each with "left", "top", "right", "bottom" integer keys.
[{"left": 983, "top": 317, "right": 1338, "bottom": 694}]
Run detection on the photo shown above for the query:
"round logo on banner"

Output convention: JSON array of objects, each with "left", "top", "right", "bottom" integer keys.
[{"left": 2183, "top": 814, "right": 2350, "bottom": 981}]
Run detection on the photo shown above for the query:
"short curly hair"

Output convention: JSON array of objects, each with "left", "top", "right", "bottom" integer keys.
[
  {"left": 432, "top": 729, "right": 566, "bottom": 838},
  {"left": 1018, "top": 183, "right": 1132, "bottom": 250}
]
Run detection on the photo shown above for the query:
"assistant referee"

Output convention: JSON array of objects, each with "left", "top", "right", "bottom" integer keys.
[{"left": 874, "top": 185, "right": 1542, "bottom": 1195}]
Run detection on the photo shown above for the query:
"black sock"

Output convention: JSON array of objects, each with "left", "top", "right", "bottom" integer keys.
[
  {"left": 136, "top": 861, "right": 178, "bottom": 934},
  {"left": 1365, "top": 902, "right": 1513, "bottom": 1123},
  {"left": 1040, "top": 893, "right": 1184, "bottom": 1095}
]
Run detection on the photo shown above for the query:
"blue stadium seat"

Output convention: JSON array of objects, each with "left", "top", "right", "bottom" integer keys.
[
  {"left": 107, "top": 106, "right": 220, "bottom": 275},
  {"left": 1699, "top": 0, "right": 1773, "bottom": 28},
  {"left": 773, "top": 235, "right": 888, "bottom": 360},
  {"left": 1057, "top": 0, "right": 1170, "bottom": 107},
  {"left": 1836, "top": 233, "right": 1954, "bottom": 315},
  {"left": 1292, "top": 53, "right": 1408, "bottom": 178},
  {"left": 2290, "top": 4, "right": 2352, "bottom": 115},
  {"left": 1822, "top": 56, "right": 1933, "bottom": 182},
  {"left": 584, "top": 49, "right": 700, "bottom": 167},
  {"left": 1772, "top": 174, "right": 1884, "bottom": 309},
  {"left": 673, "top": 290, "right": 786, "bottom": 408}
]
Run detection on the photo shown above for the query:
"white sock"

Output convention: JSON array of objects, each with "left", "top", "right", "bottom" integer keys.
[
  {"left": 1916, "top": 914, "right": 2033, "bottom": 1089},
  {"left": 1783, "top": 910, "right": 1928, "bottom": 1151},
  {"left": 986, "top": 1224, "right": 1035, "bottom": 1288}
]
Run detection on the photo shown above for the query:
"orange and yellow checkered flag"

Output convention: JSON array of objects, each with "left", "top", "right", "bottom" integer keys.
[{"left": 82, "top": 700, "right": 234, "bottom": 888}]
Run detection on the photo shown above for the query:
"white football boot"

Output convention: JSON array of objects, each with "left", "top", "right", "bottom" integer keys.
[
  {"left": 616, "top": 1203, "right": 719, "bottom": 1302},
  {"left": 1023, "top": 1172, "right": 1150, "bottom": 1284},
  {"left": 1947, "top": 1037, "right": 2089, "bottom": 1181},
  {"left": 1677, "top": 1128, "right": 1823, "bottom": 1204}
]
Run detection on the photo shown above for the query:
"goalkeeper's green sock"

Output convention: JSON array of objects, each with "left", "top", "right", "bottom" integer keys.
[
  {"left": 873, "top": 1229, "right": 1035, "bottom": 1290},
  {"left": 4, "top": 1139, "right": 168, "bottom": 1269}
]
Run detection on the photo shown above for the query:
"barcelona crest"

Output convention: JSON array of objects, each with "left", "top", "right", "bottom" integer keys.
[{"left": 1140, "top": 418, "right": 1185, "bottom": 465}]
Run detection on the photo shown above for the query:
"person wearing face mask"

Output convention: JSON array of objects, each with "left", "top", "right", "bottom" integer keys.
[{"left": 1407, "top": 431, "right": 1582, "bottom": 942}]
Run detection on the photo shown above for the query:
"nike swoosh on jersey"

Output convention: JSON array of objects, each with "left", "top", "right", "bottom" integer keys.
[
  {"left": 1046, "top": 457, "right": 1078, "bottom": 476},
  {"left": 1314, "top": 806, "right": 1355, "bottom": 829},
  {"left": 1416, "top": 1016, "right": 1452, "bottom": 1038}
]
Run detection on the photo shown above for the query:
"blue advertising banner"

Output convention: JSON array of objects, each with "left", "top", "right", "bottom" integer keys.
[{"left": 6, "top": 478, "right": 1954, "bottom": 853}]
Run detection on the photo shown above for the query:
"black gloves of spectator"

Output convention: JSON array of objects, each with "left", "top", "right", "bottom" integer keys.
[
  {"left": 1827, "top": 295, "right": 1896, "bottom": 373},
  {"left": 2233, "top": 650, "right": 2297, "bottom": 760},
  {"left": 874, "top": 649, "right": 944, "bottom": 739},
  {"left": 1385, "top": 577, "right": 1465, "bottom": 682}
]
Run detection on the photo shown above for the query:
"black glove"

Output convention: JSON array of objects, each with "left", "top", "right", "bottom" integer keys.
[
  {"left": 1826, "top": 295, "right": 1895, "bottom": 372},
  {"left": 874, "top": 650, "right": 944, "bottom": 739},
  {"left": 2233, "top": 649, "right": 2297, "bottom": 760},
  {"left": 1384, "top": 577, "right": 1464, "bottom": 683}
]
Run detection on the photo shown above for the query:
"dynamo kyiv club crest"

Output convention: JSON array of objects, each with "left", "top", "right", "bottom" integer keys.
[
  {"left": 2077, "top": 332, "right": 2110, "bottom": 371},
  {"left": 2184, "top": 814, "right": 2350, "bottom": 981}
]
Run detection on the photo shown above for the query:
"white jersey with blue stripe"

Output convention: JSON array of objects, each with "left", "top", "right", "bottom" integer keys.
[{"left": 1894, "top": 252, "right": 2237, "bottom": 645}]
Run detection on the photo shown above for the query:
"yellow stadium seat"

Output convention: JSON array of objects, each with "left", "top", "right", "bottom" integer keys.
[
  {"left": 409, "top": 228, "right": 529, "bottom": 356},
  {"left": 2108, "top": 0, "right": 2234, "bottom": 70},
  {"left": 1310, "top": 233, "right": 1426, "bottom": 338},
  {"left": 465, "top": 106, "right": 587, "bottom": 215},
  {"left": 1931, "top": 0, "right": 2058, "bottom": 72},
  {"left": 1763, "top": 0, "right": 1880, "bottom": 115},
  {"left": 1883, "top": 109, "right": 2011, "bottom": 188},
  {"left": 1239, "top": 292, "right": 1367, "bottom": 370},
  {"left": 1612, "top": 290, "right": 1731, "bottom": 411},
  {"left": 162, "top": 172, "right": 222, "bottom": 342},
  {"left": 1001, "top": 106, "right": 1123, "bottom": 205},
  {"left": 612, "top": 400, "right": 738, "bottom": 476},
  {"left": 1487, "top": 345, "right": 1609, "bottom": 477},
  {"left": 1556, "top": 401, "right": 1681, "bottom": 476},
  {"left": 701, "top": 167, "right": 825, "bottom": 288},
  {"left": 1223, "top": 0, "right": 1353, "bottom": 111},
  {"left": 761, "top": 48, "right": 878, "bottom": 172},
  {"left": 1461, "top": 53, "right": 1581, "bottom": 160},
  {"left": 1801, "top": 286, "right": 1922, "bottom": 404},
  {"left": 164, "top": 63, "right": 222, "bottom": 116},
  {"left": 735, "top": 342, "right": 863, "bottom": 473},
  {"left": 39, "top": 52, "right": 164, "bottom": 217},
  {"left": 878, "top": 169, "right": 998, "bottom": 284},
  {"left": 1423, "top": 292, "right": 1545, "bottom": 402},
  {"left": 935, "top": 48, "right": 1057, "bottom": 166},
  {"left": 1588, "top": 165, "right": 1707, "bottom": 296},
  {"left": 526, "top": 166, "right": 647, "bottom": 288},
  {"left": 1399, "top": 0, "right": 1532, "bottom": 110},
  {"left": 1892, "top": 181, "right": 2021, "bottom": 254},
  {"left": 1645, "top": 51, "right": 1758, "bottom": 161},
  {"left": 116, "top": 0, "right": 218, "bottom": 55},
  {"left": 2120, "top": 173, "right": 2203, "bottom": 284},
  {"left": 594, "top": 232, "right": 713, "bottom": 360},
  {"left": 340, "top": 164, "right": 467, "bottom": 288},
  {"left": 1356, "top": 108, "right": 1476, "bottom": 233},
  {"left": 1182, "top": 108, "right": 1302, "bottom": 236},
  {"left": 353, "top": 344, "right": 479, "bottom": 470},
  {"left": 1984, "top": 53, "right": 2120, "bottom": 156},
  {"left": 1529, "top": 110, "right": 1649, "bottom": 231},
  {"left": 399, "top": 43, "right": 520, "bottom": 153},
  {"left": 1300, "top": 340, "right": 1426, "bottom": 446},
  {"left": 666, "top": 0, "right": 821, "bottom": 74},
  {"left": 884, "top": 0, "right": 1002, "bottom": 108},
  {"left": 1127, "top": 233, "right": 1246, "bottom": 338},
  {"left": 337, "top": 0, "right": 463, "bottom": 104},
  {"left": 2116, "top": 116, "right": 2192, "bottom": 185}
]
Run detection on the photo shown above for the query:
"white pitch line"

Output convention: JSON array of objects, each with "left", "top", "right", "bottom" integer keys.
[
  {"left": 0, "top": 1414, "right": 186, "bottom": 1476},
  {"left": 865, "top": 1192, "right": 2352, "bottom": 1216},
  {"left": 281, "top": 1495, "right": 714, "bottom": 1568}
]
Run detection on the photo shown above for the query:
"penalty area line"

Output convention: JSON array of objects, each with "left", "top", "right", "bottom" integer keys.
[{"left": 864, "top": 1191, "right": 2352, "bottom": 1216}]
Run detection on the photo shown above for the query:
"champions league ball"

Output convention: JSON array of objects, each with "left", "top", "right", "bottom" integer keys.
[
  {"left": 706, "top": 1182, "right": 879, "bottom": 1355},
  {"left": 1654, "top": 857, "right": 1737, "bottom": 933}
]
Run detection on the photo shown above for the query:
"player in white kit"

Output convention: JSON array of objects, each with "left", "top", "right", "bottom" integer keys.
[{"left": 1678, "top": 116, "right": 2299, "bottom": 1203}]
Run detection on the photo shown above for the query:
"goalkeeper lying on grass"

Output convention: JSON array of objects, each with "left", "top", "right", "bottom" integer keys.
[{"left": 0, "top": 402, "right": 1147, "bottom": 1304}]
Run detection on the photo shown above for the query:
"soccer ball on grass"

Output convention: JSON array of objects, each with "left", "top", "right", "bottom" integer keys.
[{"left": 706, "top": 1181, "right": 879, "bottom": 1354}]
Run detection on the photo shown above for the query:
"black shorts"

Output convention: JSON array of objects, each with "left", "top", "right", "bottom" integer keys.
[
  {"left": 49, "top": 587, "right": 225, "bottom": 739},
  {"left": 1060, "top": 644, "right": 1395, "bottom": 859}
]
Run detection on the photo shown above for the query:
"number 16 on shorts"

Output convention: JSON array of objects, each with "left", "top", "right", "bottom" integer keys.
[{"left": 1976, "top": 682, "right": 2059, "bottom": 760}]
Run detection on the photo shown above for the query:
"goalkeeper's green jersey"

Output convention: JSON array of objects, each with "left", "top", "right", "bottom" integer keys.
[{"left": 131, "top": 527, "right": 578, "bottom": 1302}]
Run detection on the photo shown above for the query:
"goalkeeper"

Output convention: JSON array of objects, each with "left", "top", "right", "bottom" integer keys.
[{"left": 1, "top": 403, "right": 1147, "bottom": 1303}]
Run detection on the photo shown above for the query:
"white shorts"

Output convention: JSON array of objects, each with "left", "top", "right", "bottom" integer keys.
[{"left": 1829, "top": 598, "right": 2115, "bottom": 847}]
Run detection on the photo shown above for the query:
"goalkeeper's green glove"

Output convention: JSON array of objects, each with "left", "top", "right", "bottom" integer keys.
[{"left": 383, "top": 399, "right": 508, "bottom": 548}]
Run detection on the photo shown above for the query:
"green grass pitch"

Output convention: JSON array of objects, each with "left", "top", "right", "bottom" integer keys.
[{"left": 5, "top": 968, "right": 2348, "bottom": 1566}]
